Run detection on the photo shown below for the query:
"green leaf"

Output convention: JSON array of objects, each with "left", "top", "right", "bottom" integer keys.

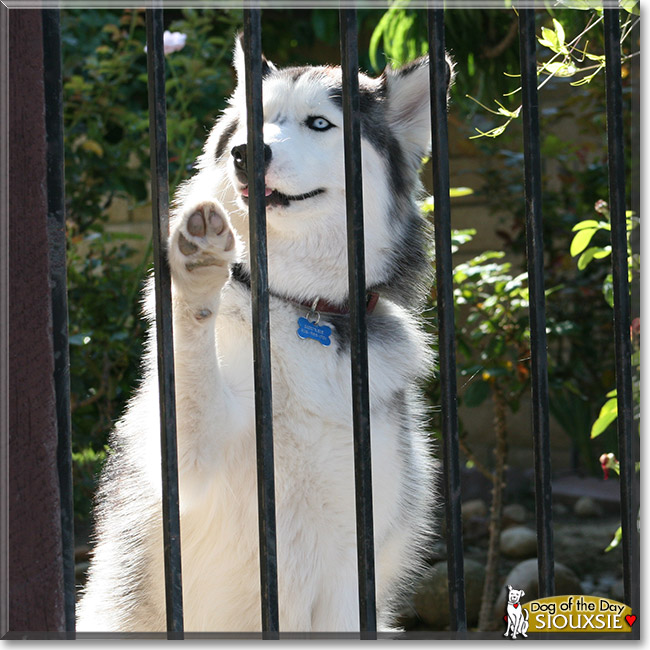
[
  {"left": 590, "top": 397, "right": 618, "bottom": 438},
  {"left": 540, "top": 61, "right": 577, "bottom": 77},
  {"left": 602, "top": 275, "right": 614, "bottom": 308},
  {"left": 451, "top": 229, "right": 476, "bottom": 252},
  {"left": 390, "top": 13, "right": 413, "bottom": 67},
  {"left": 69, "top": 333, "right": 92, "bottom": 346},
  {"left": 485, "top": 337, "right": 505, "bottom": 359},
  {"left": 450, "top": 186, "right": 474, "bottom": 198},
  {"left": 463, "top": 379, "right": 490, "bottom": 408},
  {"left": 504, "top": 273, "right": 528, "bottom": 293},
  {"left": 460, "top": 364, "right": 483, "bottom": 377},
  {"left": 467, "top": 51, "right": 475, "bottom": 77},
  {"left": 467, "top": 251, "right": 506, "bottom": 266},
  {"left": 572, "top": 219, "right": 601, "bottom": 231},
  {"left": 577, "top": 246, "right": 610, "bottom": 270},
  {"left": 454, "top": 270, "right": 468, "bottom": 284},
  {"left": 457, "top": 339, "right": 473, "bottom": 359},
  {"left": 605, "top": 526, "right": 622, "bottom": 552},
  {"left": 621, "top": 0, "right": 640, "bottom": 15},
  {"left": 549, "top": 320, "right": 578, "bottom": 336},
  {"left": 570, "top": 63, "right": 606, "bottom": 87},
  {"left": 552, "top": 18, "right": 566, "bottom": 47},
  {"left": 494, "top": 101, "right": 521, "bottom": 119},
  {"left": 539, "top": 27, "right": 558, "bottom": 50},
  {"left": 570, "top": 228, "right": 598, "bottom": 257},
  {"left": 422, "top": 187, "right": 474, "bottom": 213},
  {"left": 81, "top": 139, "right": 104, "bottom": 157},
  {"left": 452, "top": 228, "right": 477, "bottom": 239},
  {"left": 368, "top": 9, "right": 392, "bottom": 70},
  {"left": 470, "top": 120, "right": 512, "bottom": 139},
  {"left": 555, "top": 0, "right": 600, "bottom": 8},
  {"left": 583, "top": 51, "right": 605, "bottom": 63}
]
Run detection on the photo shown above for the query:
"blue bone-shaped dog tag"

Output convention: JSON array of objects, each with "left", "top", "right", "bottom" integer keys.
[{"left": 297, "top": 317, "right": 331, "bottom": 346}]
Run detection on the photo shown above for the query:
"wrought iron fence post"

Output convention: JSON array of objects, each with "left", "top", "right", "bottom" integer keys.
[
  {"left": 145, "top": 7, "right": 184, "bottom": 638},
  {"left": 427, "top": 6, "right": 467, "bottom": 635},
  {"left": 517, "top": 6, "right": 555, "bottom": 599},
  {"left": 339, "top": 8, "right": 378, "bottom": 638},
  {"left": 603, "top": 8, "right": 639, "bottom": 622},
  {"left": 242, "top": 8, "right": 280, "bottom": 638},
  {"left": 42, "top": 7, "right": 75, "bottom": 636}
]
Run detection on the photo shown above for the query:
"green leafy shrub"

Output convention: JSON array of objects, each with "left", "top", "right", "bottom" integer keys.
[
  {"left": 429, "top": 228, "right": 569, "bottom": 630},
  {"left": 63, "top": 8, "right": 242, "bottom": 523},
  {"left": 570, "top": 202, "right": 640, "bottom": 552},
  {"left": 369, "top": 5, "right": 525, "bottom": 106}
]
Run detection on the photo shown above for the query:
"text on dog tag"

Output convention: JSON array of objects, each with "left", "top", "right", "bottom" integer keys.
[{"left": 297, "top": 317, "right": 331, "bottom": 346}]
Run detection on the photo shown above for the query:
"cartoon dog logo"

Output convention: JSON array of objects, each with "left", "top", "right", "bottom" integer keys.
[{"left": 504, "top": 585, "right": 529, "bottom": 639}]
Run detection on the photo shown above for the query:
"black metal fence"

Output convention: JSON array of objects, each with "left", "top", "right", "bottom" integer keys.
[{"left": 40, "top": 4, "right": 638, "bottom": 639}]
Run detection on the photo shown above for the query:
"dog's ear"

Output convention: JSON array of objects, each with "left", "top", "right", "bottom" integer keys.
[
  {"left": 233, "top": 32, "right": 277, "bottom": 88},
  {"left": 520, "top": 590, "right": 525, "bottom": 597},
  {"left": 383, "top": 54, "right": 455, "bottom": 158},
  {"left": 507, "top": 585, "right": 513, "bottom": 591}
]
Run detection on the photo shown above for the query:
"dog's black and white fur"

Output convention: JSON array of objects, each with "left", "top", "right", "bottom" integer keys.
[{"left": 76, "top": 38, "right": 454, "bottom": 633}]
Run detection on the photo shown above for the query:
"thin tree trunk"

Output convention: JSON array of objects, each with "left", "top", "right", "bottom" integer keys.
[{"left": 478, "top": 383, "right": 508, "bottom": 631}]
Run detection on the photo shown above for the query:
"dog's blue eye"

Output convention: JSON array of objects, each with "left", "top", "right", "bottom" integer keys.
[{"left": 306, "top": 116, "right": 334, "bottom": 131}]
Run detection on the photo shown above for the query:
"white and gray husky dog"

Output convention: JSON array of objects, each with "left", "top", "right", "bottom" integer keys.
[{"left": 77, "top": 37, "right": 454, "bottom": 634}]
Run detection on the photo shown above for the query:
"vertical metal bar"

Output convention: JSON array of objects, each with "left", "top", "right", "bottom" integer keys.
[
  {"left": 603, "top": 8, "right": 638, "bottom": 616},
  {"left": 242, "top": 9, "right": 280, "bottom": 638},
  {"left": 339, "top": 8, "right": 377, "bottom": 638},
  {"left": 42, "top": 8, "right": 75, "bottom": 636},
  {"left": 145, "top": 8, "right": 184, "bottom": 638},
  {"left": 0, "top": 4, "right": 7, "bottom": 638},
  {"left": 427, "top": 7, "right": 467, "bottom": 634},
  {"left": 517, "top": 8, "right": 555, "bottom": 598}
]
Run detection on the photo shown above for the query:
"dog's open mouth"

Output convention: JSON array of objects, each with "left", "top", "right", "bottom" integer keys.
[{"left": 240, "top": 186, "right": 325, "bottom": 207}]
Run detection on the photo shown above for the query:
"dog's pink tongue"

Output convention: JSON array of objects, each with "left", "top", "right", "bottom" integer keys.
[{"left": 241, "top": 187, "right": 273, "bottom": 197}]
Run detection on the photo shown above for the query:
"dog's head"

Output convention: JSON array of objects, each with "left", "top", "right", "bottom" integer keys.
[
  {"left": 507, "top": 585, "right": 525, "bottom": 605},
  {"left": 197, "top": 35, "right": 454, "bottom": 304}
]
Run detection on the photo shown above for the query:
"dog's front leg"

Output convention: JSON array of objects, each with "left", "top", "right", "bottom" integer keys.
[{"left": 166, "top": 200, "right": 240, "bottom": 487}]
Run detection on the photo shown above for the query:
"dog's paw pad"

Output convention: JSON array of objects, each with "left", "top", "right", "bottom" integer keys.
[
  {"left": 187, "top": 211, "right": 207, "bottom": 237},
  {"left": 178, "top": 233, "right": 199, "bottom": 255},
  {"left": 175, "top": 202, "right": 237, "bottom": 273}
]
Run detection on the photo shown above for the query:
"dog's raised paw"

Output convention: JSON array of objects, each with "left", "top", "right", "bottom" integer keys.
[{"left": 174, "top": 202, "right": 236, "bottom": 273}]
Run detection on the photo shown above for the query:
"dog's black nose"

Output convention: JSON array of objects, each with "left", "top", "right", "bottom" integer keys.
[
  {"left": 231, "top": 144, "right": 247, "bottom": 172},
  {"left": 230, "top": 143, "right": 272, "bottom": 176}
]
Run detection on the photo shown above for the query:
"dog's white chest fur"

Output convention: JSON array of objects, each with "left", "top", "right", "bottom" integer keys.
[{"left": 76, "top": 38, "right": 453, "bottom": 634}]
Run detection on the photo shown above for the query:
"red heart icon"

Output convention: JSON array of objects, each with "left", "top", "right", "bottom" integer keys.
[
  {"left": 504, "top": 615, "right": 508, "bottom": 621},
  {"left": 625, "top": 615, "right": 636, "bottom": 627},
  {"left": 514, "top": 603, "right": 519, "bottom": 608}
]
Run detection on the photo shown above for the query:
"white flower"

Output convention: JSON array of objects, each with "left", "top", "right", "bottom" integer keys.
[
  {"left": 144, "top": 30, "right": 187, "bottom": 55},
  {"left": 163, "top": 30, "right": 186, "bottom": 55}
]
